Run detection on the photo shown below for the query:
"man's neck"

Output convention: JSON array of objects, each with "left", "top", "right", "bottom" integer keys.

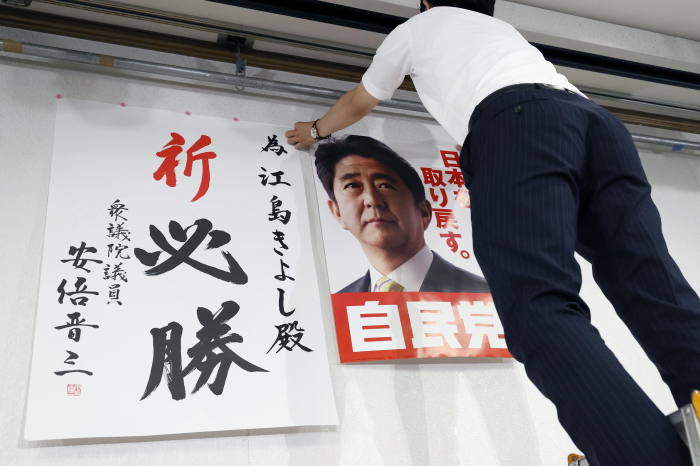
[{"left": 363, "top": 240, "right": 426, "bottom": 277}]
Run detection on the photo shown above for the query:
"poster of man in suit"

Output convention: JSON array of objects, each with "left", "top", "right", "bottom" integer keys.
[{"left": 312, "top": 135, "right": 511, "bottom": 362}]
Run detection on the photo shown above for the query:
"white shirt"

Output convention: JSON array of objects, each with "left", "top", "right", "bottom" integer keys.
[
  {"left": 362, "top": 7, "right": 584, "bottom": 144},
  {"left": 369, "top": 244, "right": 434, "bottom": 292}
]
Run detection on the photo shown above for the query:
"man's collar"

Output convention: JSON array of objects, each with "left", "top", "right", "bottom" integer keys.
[{"left": 368, "top": 244, "right": 433, "bottom": 292}]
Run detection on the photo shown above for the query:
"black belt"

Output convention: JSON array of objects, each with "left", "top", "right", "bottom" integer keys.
[{"left": 468, "top": 83, "right": 538, "bottom": 132}]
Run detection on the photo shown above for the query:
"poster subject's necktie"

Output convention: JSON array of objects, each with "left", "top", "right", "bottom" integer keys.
[{"left": 376, "top": 276, "right": 404, "bottom": 292}]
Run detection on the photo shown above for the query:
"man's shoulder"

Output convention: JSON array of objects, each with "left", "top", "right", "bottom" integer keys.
[
  {"left": 420, "top": 251, "right": 490, "bottom": 293},
  {"left": 337, "top": 272, "right": 371, "bottom": 294}
]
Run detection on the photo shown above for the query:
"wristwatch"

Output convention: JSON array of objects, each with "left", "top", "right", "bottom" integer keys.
[{"left": 311, "top": 120, "right": 331, "bottom": 140}]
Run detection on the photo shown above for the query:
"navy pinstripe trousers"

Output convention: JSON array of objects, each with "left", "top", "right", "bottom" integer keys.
[{"left": 460, "top": 86, "right": 700, "bottom": 466}]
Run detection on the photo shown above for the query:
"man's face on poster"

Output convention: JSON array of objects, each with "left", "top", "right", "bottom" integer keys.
[{"left": 328, "top": 155, "right": 431, "bottom": 252}]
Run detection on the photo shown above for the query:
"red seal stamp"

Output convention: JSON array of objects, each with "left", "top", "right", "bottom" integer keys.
[{"left": 67, "top": 384, "right": 81, "bottom": 396}]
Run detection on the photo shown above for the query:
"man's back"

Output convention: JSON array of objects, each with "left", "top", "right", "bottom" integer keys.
[{"left": 363, "top": 6, "right": 581, "bottom": 143}]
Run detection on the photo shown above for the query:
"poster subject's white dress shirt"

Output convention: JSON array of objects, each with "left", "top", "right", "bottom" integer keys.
[
  {"left": 362, "top": 7, "right": 584, "bottom": 144},
  {"left": 369, "top": 244, "right": 434, "bottom": 292}
]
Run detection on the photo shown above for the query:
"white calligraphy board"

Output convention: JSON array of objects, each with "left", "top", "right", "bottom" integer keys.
[{"left": 24, "top": 99, "right": 338, "bottom": 441}]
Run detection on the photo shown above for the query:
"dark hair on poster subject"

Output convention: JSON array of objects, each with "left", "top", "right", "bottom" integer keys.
[
  {"left": 315, "top": 135, "right": 427, "bottom": 207},
  {"left": 419, "top": 0, "right": 495, "bottom": 16}
]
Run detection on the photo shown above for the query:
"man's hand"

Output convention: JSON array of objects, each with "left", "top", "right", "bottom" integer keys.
[
  {"left": 285, "top": 83, "right": 380, "bottom": 151},
  {"left": 285, "top": 121, "right": 317, "bottom": 150}
]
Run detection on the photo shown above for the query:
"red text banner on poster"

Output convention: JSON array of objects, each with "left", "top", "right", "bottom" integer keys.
[{"left": 332, "top": 292, "right": 513, "bottom": 363}]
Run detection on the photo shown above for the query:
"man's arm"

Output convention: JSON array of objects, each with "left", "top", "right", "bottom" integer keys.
[{"left": 285, "top": 81, "right": 380, "bottom": 150}]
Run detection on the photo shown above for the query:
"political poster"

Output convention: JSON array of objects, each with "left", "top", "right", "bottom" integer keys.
[
  {"left": 312, "top": 136, "right": 512, "bottom": 363},
  {"left": 24, "top": 99, "right": 338, "bottom": 441}
]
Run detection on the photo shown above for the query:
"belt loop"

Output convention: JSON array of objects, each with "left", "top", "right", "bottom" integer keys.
[{"left": 468, "top": 83, "right": 537, "bottom": 132}]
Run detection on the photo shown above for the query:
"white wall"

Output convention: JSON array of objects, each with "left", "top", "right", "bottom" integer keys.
[{"left": 2, "top": 28, "right": 700, "bottom": 466}]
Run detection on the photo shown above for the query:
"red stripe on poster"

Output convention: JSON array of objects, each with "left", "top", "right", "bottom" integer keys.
[{"left": 332, "top": 292, "right": 512, "bottom": 363}]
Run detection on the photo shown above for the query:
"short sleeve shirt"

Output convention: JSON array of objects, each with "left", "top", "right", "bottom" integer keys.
[{"left": 362, "top": 7, "right": 584, "bottom": 144}]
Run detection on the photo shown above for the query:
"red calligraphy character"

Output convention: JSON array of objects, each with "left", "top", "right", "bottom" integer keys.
[
  {"left": 154, "top": 133, "right": 185, "bottom": 188},
  {"left": 430, "top": 188, "right": 448, "bottom": 207},
  {"left": 420, "top": 167, "right": 446, "bottom": 187},
  {"left": 433, "top": 209, "right": 459, "bottom": 229},
  {"left": 184, "top": 135, "right": 217, "bottom": 202},
  {"left": 440, "top": 231, "right": 462, "bottom": 252},
  {"left": 454, "top": 190, "right": 471, "bottom": 208},
  {"left": 440, "top": 150, "right": 460, "bottom": 168},
  {"left": 446, "top": 169, "right": 465, "bottom": 188}
]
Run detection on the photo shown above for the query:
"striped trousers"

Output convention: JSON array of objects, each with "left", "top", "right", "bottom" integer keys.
[{"left": 461, "top": 86, "right": 700, "bottom": 466}]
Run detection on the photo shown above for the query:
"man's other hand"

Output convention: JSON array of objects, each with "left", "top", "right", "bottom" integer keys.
[{"left": 286, "top": 121, "right": 316, "bottom": 150}]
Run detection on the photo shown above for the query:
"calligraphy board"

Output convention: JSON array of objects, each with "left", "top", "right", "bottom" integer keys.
[{"left": 24, "top": 99, "right": 338, "bottom": 441}]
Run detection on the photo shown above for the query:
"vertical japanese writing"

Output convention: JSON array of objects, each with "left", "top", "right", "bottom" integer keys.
[
  {"left": 55, "top": 240, "right": 102, "bottom": 377},
  {"left": 421, "top": 150, "right": 471, "bottom": 260},
  {"left": 135, "top": 220, "right": 264, "bottom": 401},
  {"left": 53, "top": 199, "right": 131, "bottom": 382},
  {"left": 260, "top": 136, "right": 312, "bottom": 355},
  {"left": 105, "top": 200, "right": 131, "bottom": 305}
]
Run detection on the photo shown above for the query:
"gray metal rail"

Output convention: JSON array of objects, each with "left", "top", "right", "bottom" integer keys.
[
  {"left": 1, "top": 38, "right": 699, "bottom": 153},
  {"left": 0, "top": 39, "right": 423, "bottom": 113},
  {"left": 581, "top": 87, "right": 700, "bottom": 117},
  {"left": 34, "top": 0, "right": 377, "bottom": 59},
  {"left": 631, "top": 134, "right": 700, "bottom": 152}
]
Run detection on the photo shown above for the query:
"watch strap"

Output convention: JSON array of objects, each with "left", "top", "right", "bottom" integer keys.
[{"left": 312, "top": 120, "right": 331, "bottom": 140}]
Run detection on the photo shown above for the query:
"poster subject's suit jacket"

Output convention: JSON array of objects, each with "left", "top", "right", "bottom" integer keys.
[{"left": 337, "top": 251, "right": 490, "bottom": 294}]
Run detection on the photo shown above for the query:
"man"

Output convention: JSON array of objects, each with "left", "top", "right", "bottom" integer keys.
[
  {"left": 314, "top": 134, "right": 490, "bottom": 294},
  {"left": 286, "top": 1, "right": 700, "bottom": 465}
]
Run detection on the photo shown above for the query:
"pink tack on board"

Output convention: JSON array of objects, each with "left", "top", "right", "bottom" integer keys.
[
  {"left": 185, "top": 111, "right": 191, "bottom": 116},
  {"left": 234, "top": 118, "right": 239, "bottom": 122},
  {"left": 55, "top": 94, "right": 63, "bottom": 99},
  {"left": 120, "top": 103, "right": 127, "bottom": 107}
]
